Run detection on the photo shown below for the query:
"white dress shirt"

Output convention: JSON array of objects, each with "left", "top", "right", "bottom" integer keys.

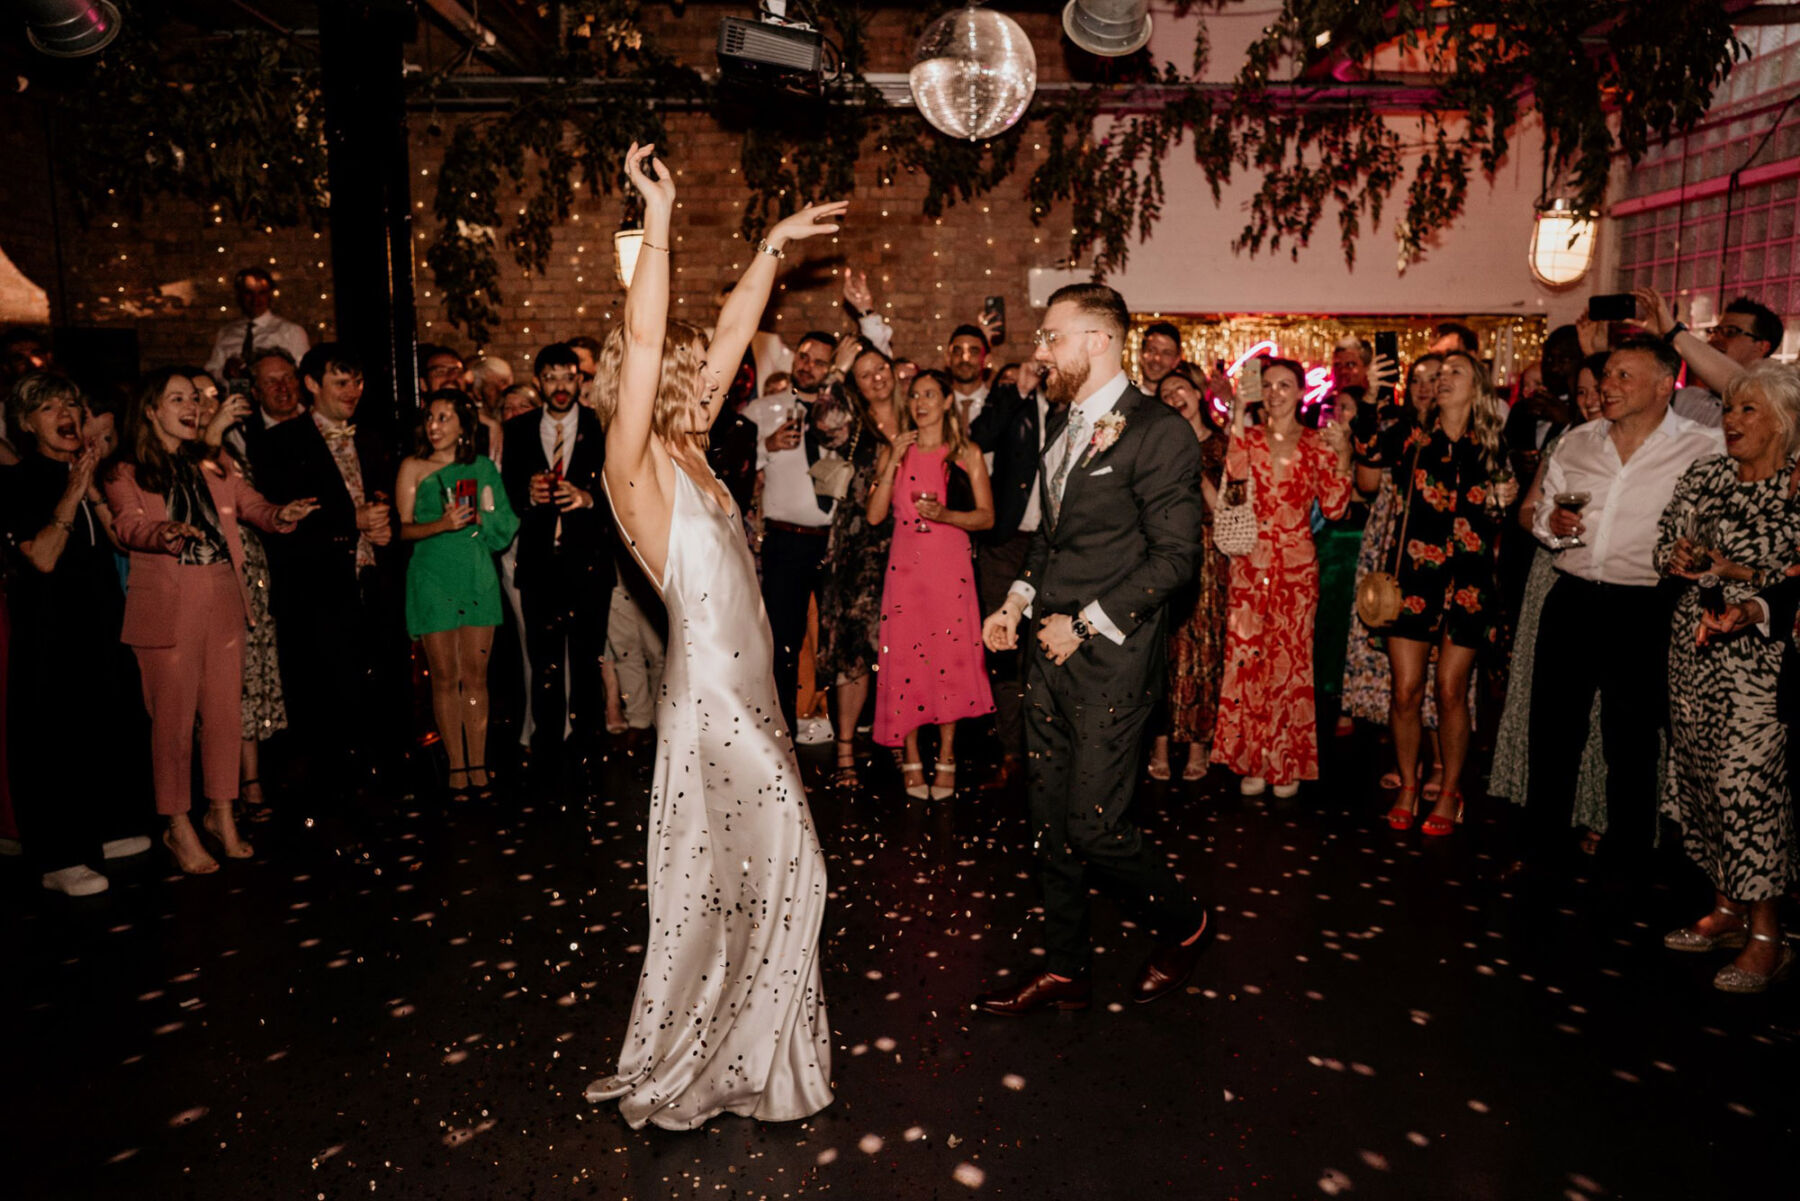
[
  {"left": 205, "top": 311, "right": 312, "bottom": 377},
  {"left": 1007, "top": 369, "right": 1133, "bottom": 644},
  {"left": 1016, "top": 393, "right": 1052, "bottom": 535},
  {"left": 744, "top": 394, "right": 834, "bottom": 527},
  {"left": 538, "top": 405, "right": 580, "bottom": 474},
  {"left": 1671, "top": 385, "right": 1723, "bottom": 428},
  {"left": 1532, "top": 406, "right": 1724, "bottom": 587}
]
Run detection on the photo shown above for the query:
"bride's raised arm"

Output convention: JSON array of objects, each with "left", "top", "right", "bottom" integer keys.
[
  {"left": 607, "top": 142, "right": 676, "bottom": 487},
  {"left": 699, "top": 200, "right": 851, "bottom": 426}
]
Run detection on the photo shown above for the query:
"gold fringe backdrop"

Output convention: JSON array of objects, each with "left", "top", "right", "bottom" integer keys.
[{"left": 1123, "top": 314, "right": 1547, "bottom": 391}]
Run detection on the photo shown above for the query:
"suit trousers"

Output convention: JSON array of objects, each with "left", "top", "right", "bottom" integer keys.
[
  {"left": 521, "top": 553, "right": 609, "bottom": 759},
  {"left": 1024, "top": 650, "right": 1205, "bottom": 977},
  {"left": 976, "top": 531, "right": 1033, "bottom": 758},
  {"left": 1526, "top": 575, "right": 1674, "bottom": 858},
  {"left": 278, "top": 567, "right": 404, "bottom": 792},
  {"left": 134, "top": 564, "right": 244, "bottom": 816},
  {"left": 760, "top": 526, "right": 830, "bottom": 728},
  {"left": 606, "top": 581, "right": 666, "bottom": 730}
]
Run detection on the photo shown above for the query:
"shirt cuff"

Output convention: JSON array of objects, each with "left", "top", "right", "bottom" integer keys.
[
  {"left": 1750, "top": 597, "right": 1772, "bottom": 637},
  {"left": 857, "top": 313, "right": 894, "bottom": 357},
  {"left": 1007, "top": 581, "right": 1035, "bottom": 618},
  {"left": 1081, "top": 600, "right": 1126, "bottom": 646}
]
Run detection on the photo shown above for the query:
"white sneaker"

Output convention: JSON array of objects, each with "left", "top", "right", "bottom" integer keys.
[
  {"left": 102, "top": 836, "right": 153, "bottom": 860},
  {"left": 42, "top": 865, "right": 109, "bottom": 897},
  {"left": 795, "top": 716, "right": 834, "bottom": 746},
  {"left": 0, "top": 837, "right": 21, "bottom": 857},
  {"left": 1239, "top": 776, "right": 1267, "bottom": 796},
  {"left": 1272, "top": 782, "right": 1300, "bottom": 799}
]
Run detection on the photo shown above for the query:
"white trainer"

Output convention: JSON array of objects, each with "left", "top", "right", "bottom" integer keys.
[
  {"left": 795, "top": 715, "right": 834, "bottom": 746},
  {"left": 1239, "top": 776, "right": 1267, "bottom": 796},
  {"left": 102, "top": 836, "right": 153, "bottom": 860},
  {"left": 0, "top": 837, "right": 22, "bottom": 857},
  {"left": 42, "top": 865, "right": 109, "bottom": 897},
  {"left": 1272, "top": 782, "right": 1300, "bottom": 799}
]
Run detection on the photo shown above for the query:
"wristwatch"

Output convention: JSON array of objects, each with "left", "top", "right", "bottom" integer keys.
[
  {"left": 1665, "top": 321, "right": 1688, "bottom": 343},
  {"left": 756, "top": 238, "right": 785, "bottom": 259},
  {"left": 1070, "top": 613, "right": 1094, "bottom": 642}
]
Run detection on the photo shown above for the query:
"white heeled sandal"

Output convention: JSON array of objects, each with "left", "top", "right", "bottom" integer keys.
[
  {"left": 929, "top": 760, "right": 956, "bottom": 801},
  {"left": 900, "top": 762, "right": 930, "bottom": 801}
]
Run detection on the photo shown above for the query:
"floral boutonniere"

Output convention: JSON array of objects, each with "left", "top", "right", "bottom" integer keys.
[{"left": 1081, "top": 411, "right": 1128, "bottom": 466}]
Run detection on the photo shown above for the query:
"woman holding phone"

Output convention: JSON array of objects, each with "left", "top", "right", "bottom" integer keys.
[
  {"left": 104, "top": 368, "right": 317, "bottom": 874},
  {"left": 1352, "top": 351, "right": 1515, "bottom": 835},
  {"left": 397, "top": 388, "right": 519, "bottom": 800}
]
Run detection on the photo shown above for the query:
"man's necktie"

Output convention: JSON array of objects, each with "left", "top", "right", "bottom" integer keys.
[
  {"left": 1047, "top": 412, "right": 1086, "bottom": 526},
  {"left": 240, "top": 317, "right": 256, "bottom": 373},
  {"left": 551, "top": 422, "right": 567, "bottom": 545}
]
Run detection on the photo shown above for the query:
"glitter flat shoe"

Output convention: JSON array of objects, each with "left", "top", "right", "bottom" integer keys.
[
  {"left": 1663, "top": 905, "right": 1749, "bottom": 953},
  {"left": 1712, "top": 933, "right": 1795, "bottom": 994}
]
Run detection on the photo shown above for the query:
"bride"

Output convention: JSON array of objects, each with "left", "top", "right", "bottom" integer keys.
[{"left": 583, "top": 142, "right": 846, "bottom": 1130}]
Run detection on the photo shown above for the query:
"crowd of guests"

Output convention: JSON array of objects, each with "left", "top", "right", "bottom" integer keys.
[{"left": 0, "top": 265, "right": 1795, "bottom": 995}]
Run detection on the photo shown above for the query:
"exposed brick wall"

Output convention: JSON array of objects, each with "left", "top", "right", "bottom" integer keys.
[{"left": 1, "top": 5, "right": 1076, "bottom": 377}]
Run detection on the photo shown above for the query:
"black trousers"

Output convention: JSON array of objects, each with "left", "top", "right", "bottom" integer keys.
[
  {"left": 976, "top": 531, "right": 1032, "bottom": 759},
  {"left": 759, "top": 526, "right": 830, "bottom": 729},
  {"left": 521, "top": 556, "right": 610, "bottom": 761},
  {"left": 1526, "top": 575, "right": 1675, "bottom": 858},
  {"left": 10, "top": 641, "right": 150, "bottom": 872},
  {"left": 277, "top": 569, "right": 408, "bottom": 793},
  {"left": 1024, "top": 652, "right": 1204, "bottom": 977}
]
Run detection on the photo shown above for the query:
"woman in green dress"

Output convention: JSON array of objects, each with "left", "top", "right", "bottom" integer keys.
[{"left": 397, "top": 389, "right": 520, "bottom": 799}]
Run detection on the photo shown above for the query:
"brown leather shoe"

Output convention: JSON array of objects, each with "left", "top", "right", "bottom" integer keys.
[
  {"left": 973, "top": 971, "right": 1091, "bottom": 1016},
  {"left": 980, "top": 755, "right": 1022, "bottom": 793},
  {"left": 1133, "top": 919, "right": 1214, "bottom": 1004}
]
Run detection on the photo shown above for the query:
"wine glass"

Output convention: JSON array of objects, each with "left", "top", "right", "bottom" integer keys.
[
  {"left": 1553, "top": 490, "right": 1590, "bottom": 549},
  {"left": 1486, "top": 466, "right": 1515, "bottom": 519},
  {"left": 911, "top": 490, "right": 938, "bottom": 534}
]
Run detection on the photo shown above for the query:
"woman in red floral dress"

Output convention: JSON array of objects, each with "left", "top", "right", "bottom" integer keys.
[
  {"left": 1211, "top": 357, "right": 1355, "bottom": 797},
  {"left": 1352, "top": 350, "right": 1514, "bottom": 835}
]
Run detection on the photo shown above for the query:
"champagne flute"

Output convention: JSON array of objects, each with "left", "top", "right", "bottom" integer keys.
[
  {"left": 1553, "top": 490, "right": 1590, "bottom": 548},
  {"left": 1486, "top": 465, "right": 1515, "bottom": 519}
]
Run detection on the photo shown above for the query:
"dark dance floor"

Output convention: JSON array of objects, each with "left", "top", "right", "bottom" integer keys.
[{"left": 3, "top": 733, "right": 1796, "bottom": 1200}]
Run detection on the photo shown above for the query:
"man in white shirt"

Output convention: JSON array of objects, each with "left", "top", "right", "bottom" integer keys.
[
  {"left": 205, "top": 267, "right": 312, "bottom": 380},
  {"left": 743, "top": 329, "right": 840, "bottom": 733},
  {"left": 946, "top": 323, "right": 991, "bottom": 429},
  {"left": 1519, "top": 334, "right": 1725, "bottom": 875}
]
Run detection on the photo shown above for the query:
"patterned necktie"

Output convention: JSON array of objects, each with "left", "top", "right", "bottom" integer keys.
[
  {"left": 1047, "top": 412, "right": 1086, "bottom": 526},
  {"left": 240, "top": 317, "right": 256, "bottom": 373},
  {"left": 551, "top": 420, "right": 567, "bottom": 546}
]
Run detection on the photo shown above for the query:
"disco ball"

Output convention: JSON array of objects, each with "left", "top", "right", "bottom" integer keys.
[{"left": 909, "top": 6, "right": 1038, "bottom": 142}]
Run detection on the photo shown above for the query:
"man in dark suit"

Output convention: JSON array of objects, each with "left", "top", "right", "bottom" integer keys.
[
  {"left": 969, "top": 357, "right": 1057, "bottom": 790},
  {"left": 501, "top": 343, "right": 614, "bottom": 776},
  {"left": 254, "top": 343, "right": 404, "bottom": 793},
  {"left": 975, "top": 283, "right": 1212, "bottom": 1015}
]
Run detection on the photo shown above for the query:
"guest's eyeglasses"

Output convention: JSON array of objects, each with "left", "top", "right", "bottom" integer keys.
[
  {"left": 1711, "top": 323, "right": 1757, "bottom": 341},
  {"left": 1032, "top": 327, "right": 1111, "bottom": 348}
]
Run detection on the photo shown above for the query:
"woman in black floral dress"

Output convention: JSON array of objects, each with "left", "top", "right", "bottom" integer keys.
[
  {"left": 1353, "top": 351, "right": 1514, "bottom": 835},
  {"left": 817, "top": 345, "right": 898, "bottom": 788}
]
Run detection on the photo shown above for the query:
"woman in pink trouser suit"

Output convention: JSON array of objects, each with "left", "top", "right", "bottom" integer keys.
[{"left": 104, "top": 368, "right": 316, "bottom": 875}]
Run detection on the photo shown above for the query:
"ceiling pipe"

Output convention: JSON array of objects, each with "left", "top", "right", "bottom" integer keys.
[
  {"left": 418, "top": 0, "right": 529, "bottom": 72},
  {"left": 1062, "top": 0, "right": 1152, "bottom": 58},
  {"left": 18, "top": 0, "right": 122, "bottom": 57}
]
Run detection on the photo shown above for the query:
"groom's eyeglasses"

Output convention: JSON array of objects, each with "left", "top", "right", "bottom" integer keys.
[{"left": 1032, "top": 328, "right": 1112, "bottom": 348}]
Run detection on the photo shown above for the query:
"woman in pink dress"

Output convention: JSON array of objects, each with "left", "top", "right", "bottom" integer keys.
[
  {"left": 867, "top": 369, "right": 995, "bottom": 800},
  {"left": 1210, "top": 357, "right": 1355, "bottom": 796}
]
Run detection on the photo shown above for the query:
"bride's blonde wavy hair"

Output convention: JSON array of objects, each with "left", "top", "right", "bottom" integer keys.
[{"left": 596, "top": 318, "right": 712, "bottom": 446}]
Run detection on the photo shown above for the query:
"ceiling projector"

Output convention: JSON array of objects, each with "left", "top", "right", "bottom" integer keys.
[{"left": 717, "top": 14, "right": 824, "bottom": 91}]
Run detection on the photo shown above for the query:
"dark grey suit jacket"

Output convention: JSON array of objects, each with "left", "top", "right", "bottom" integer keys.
[{"left": 1019, "top": 383, "right": 1205, "bottom": 701}]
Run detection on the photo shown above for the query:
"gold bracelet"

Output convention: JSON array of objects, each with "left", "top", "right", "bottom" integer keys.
[
  {"left": 756, "top": 238, "right": 785, "bottom": 259},
  {"left": 641, "top": 241, "right": 670, "bottom": 253}
]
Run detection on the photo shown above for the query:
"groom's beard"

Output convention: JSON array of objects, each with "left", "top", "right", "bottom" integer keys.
[{"left": 1043, "top": 357, "right": 1090, "bottom": 406}]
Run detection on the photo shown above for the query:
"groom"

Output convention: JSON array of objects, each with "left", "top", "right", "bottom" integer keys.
[{"left": 977, "top": 283, "right": 1211, "bottom": 1014}]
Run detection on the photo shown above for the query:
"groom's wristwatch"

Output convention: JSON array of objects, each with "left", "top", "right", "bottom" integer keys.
[{"left": 1069, "top": 613, "right": 1094, "bottom": 642}]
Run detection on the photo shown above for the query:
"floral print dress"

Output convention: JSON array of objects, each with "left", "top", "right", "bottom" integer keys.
[
  {"left": 1211, "top": 426, "right": 1353, "bottom": 785},
  {"left": 1357, "top": 418, "right": 1505, "bottom": 650},
  {"left": 1166, "top": 433, "right": 1230, "bottom": 745},
  {"left": 817, "top": 416, "right": 892, "bottom": 686}
]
